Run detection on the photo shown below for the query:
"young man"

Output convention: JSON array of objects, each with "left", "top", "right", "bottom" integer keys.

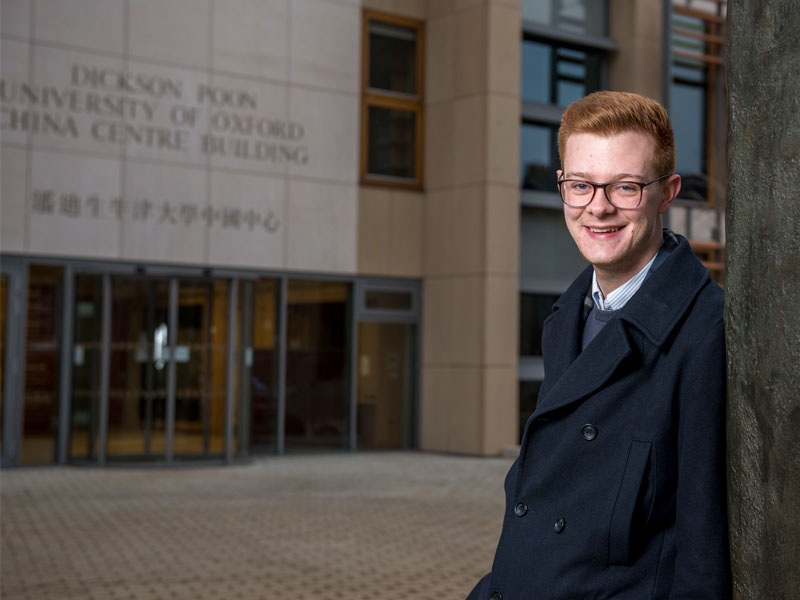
[{"left": 468, "top": 91, "right": 730, "bottom": 599}]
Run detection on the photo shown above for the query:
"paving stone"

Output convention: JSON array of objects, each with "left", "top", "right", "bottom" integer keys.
[{"left": 1, "top": 452, "right": 511, "bottom": 599}]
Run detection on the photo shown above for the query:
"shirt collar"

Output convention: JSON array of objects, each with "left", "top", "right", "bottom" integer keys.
[{"left": 592, "top": 250, "right": 660, "bottom": 311}]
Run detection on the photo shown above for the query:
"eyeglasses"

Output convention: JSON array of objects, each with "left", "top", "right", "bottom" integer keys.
[{"left": 557, "top": 173, "right": 672, "bottom": 210}]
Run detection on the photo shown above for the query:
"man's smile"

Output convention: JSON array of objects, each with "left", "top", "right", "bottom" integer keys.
[{"left": 586, "top": 226, "right": 623, "bottom": 233}]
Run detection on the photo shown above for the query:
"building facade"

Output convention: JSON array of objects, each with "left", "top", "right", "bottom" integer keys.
[{"left": 0, "top": 0, "right": 726, "bottom": 466}]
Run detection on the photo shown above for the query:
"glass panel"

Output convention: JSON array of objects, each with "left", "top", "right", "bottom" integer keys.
[
  {"left": 521, "top": 41, "right": 551, "bottom": 103},
  {"left": 369, "top": 20, "right": 417, "bottom": 94},
  {"left": 175, "top": 280, "right": 228, "bottom": 457},
  {"left": 21, "top": 265, "right": 62, "bottom": 465},
  {"left": 522, "top": 0, "right": 608, "bottom": 37},
  {"left": 247, "top": 279, "right": 279, "bottom": 454},
  {"left": 673, "top": 13, "right": 707, "bottom": 57},
  {"left": 521, "top": 122, "right": 559, "bottom": 191},
  {"left": 108, "top": 278, "right": 169, "bottom": 459},
  {"left": 520, "top": 207, "right": 587, "bottom": 284},
  {"left": 519, "top": 293, "right": 560, "bottom": 356},
  {"left": 519, "top": 380, "right": 542, "bottom": 443},
  {"left": 672, "top": 46, "right": 708, "bottom": 202},
  {"left": 671, "top": 80, "right": 707, "bottom": 200},
  {"left": 364, "top": 290, "right": 412, "bottom": 311},
  {"left": 0, "top": 274, "right": 7, "bottom": 458},
  {"left": 286, "top": 280, "right": 350, "bottom": 451},
  {"left": 367, "top": 106, "right": 416, "bottom": 179},
  {"left": 70, "top": 275, "right": 103, "bottom": 460},
  {"left": 522, "top": 40, "right": 601, "bottom": 106},
  {"left": 357, "top": 322, "right": 414, "bottom": 450}
]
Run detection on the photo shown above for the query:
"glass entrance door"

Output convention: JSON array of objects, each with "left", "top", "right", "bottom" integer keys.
[
  {"left": 70, "top": 275, "right": 104, "bottom": 460},
  {"left": 21, "top": 265, "right": 63, "bottom": 464},
  {"left": 357, "top": 322, "right": 415, "bottom": 449},
  {"left": 175, "top": 280, "right": 229, "bottom": 457},
  {"left": 285, "top": 280, "right": 350, "bottom": 451},
  {"left": 107, "top": 278, "right": 169, "bottom": 459},
  {"left": 243, "top": 278, "right": 280, "bottom": 454}
]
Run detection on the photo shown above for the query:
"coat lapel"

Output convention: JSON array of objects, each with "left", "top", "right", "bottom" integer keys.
[
  {"left": 532, "top": 233, "right": 710, "bottom": 419},
  {"left": 532, "top": 265, "right": 633, "bottom": 418},
  {"left": 534, "top": 315, "right": 632, "bottom": 418}
]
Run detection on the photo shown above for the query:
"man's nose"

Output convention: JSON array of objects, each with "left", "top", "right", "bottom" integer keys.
[{"left": 585, "top": 187, "right": 616, "bottom": 215}]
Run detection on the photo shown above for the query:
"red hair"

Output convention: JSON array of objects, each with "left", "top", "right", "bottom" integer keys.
[{"left": 558, "top": 91, "right": 676, "bottom": 176}]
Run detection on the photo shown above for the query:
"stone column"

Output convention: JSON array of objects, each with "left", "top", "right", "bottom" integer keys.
[
  {"left": 607, "top": 0, "right": 665, "bottom": 99},
  {"left": 419, "top": 0, "right": 520, "bottom": 455},
  {"left": 725, "top": 1, "right": 800, "bottom": 597}
]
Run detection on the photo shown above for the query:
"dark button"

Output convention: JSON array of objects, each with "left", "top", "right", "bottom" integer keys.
[
  {"left": 554, "top": 517, "right": 566, "bottom": 533},
  {"left": 490, "top": 592, "right": 503, "bottom": 600},
  {"left": 581, "top": 424, "right": 598, "bottom": 441},
  {"left": 514, "top": 501, "right": 528, "bottom": 517}
]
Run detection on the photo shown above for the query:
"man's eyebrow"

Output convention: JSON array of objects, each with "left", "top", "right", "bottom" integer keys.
[{"left": 564, "top": 171, "right": 648, "bottom": 181}]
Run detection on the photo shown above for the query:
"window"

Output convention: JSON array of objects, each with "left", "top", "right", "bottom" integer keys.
[
  {"left": 669, "top": 1, "right": 727, "bottom": 205},
  {"left": 520, "top": 36, "right": 606, "bottom": 194},
  {"left": 522, "top": 0, "right": 608, "bottom": 38},
  {"left": 667, "top": 1, "right": 727, "bottom": 285},
  {"left": 361, "top": 11, "right": 424, "bottom": 189},
  {"left": 521, "top": 40, "right": 602, "bottom": 107},
  {"left": 519, "top": 293, "right": 560, "bottom": 357}
]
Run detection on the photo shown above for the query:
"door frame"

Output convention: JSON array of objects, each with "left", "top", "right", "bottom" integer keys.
[
  {"left": 353, "top": 278, "right": 421, "bottom": 450},
  {"left": 1, "top": 258, "right": 26, "bottom": 467}
]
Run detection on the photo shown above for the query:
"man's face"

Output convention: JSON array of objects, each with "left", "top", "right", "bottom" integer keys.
[{"left": 559, "top": 130, "right": 679, "bottom": 289}]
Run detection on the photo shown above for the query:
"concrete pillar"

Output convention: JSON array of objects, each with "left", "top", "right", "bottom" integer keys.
[
  {"left": 608, "top": 0, "right": 665, "bottom": 99},
  {"left": 419, "top": 0, "right": 520, "bottom": 455},
  {"left": 725, "top": 1, "right": 800, "bottom": 597}
]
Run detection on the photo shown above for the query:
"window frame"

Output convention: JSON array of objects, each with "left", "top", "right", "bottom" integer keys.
[
  {"left": 520, "top": 27, "right": 613, "bottom": 209},
  {"left": 360, "top": 10, "right": 425, "bottom": 190},
  {"left": 665, "top": 1, "right": 727, "bottom": 208}
]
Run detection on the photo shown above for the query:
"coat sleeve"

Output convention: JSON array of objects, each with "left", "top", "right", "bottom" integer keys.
[{"left": 669, "top": 315, "right": 732, "bottom": 599}]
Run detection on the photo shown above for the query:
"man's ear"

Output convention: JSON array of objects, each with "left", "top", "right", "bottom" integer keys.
[
  {"left": 658, "top": 174, "right": 681, "bottom": 214},
  {"left": 557, "top": 169, "right": 563, "bottom": 180}
]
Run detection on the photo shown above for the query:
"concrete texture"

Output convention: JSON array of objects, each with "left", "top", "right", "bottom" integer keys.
[
  {"left": 725, "top": 0, "right": 800, "bottom": 597},
  {"left": 0, "top": 452, "right": 510, "bottom": 599}
]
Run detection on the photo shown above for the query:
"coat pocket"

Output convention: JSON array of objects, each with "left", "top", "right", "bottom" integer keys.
[{"left": 608, "top": 439, "right": 652, "bottom": 566}]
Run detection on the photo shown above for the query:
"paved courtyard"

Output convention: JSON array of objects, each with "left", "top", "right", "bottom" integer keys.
[{"left": 1, "top": 452, "right": 512, "bottom": 599}]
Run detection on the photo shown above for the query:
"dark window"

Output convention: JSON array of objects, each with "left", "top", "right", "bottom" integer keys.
[
  {"left": 519, "top": 293, "right": 560, "bottom": 357},
  {"left": 521, "top": 121, "right": 560, "bottom": 191},
  {"left": 367, "top": 106, "right": 416, "bottom": 179},
  {"left": 522, "top": 0, "right": 608, "bottom": 38},
  {"left": 368, "top": 21, "right": 417, "bottom": 94},
  {"left": 669, "top": 4, "right": 726, "bottom": 205},
  {"left": 362, "top": 11, "right": 424, "bottom": 188},
  {"left": 520, "top": 38, "right": 602, "bottom": 190},
  {"left": 521, "top": 40, "right": 601, "bottom": 107},
  {"left": 364, "top": 290, "right": 412, "bottom": 311}
]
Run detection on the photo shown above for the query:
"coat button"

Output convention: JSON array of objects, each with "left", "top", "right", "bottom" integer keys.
[
  {"left": 554, "top": 517, "right": 566, "bottom": 533},
  {"left": 581, "top": 424, "right": 598, "bottom": 441},
  {"left": 490, "top": 592, "right": 503, "bottom": 600},
  {"left": 514, "top": 501, "right": 528, "bottom": 517}
]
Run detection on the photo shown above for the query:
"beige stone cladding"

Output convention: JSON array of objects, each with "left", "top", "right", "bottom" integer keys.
[
  {"left": 356, "top": 0, "right": 520, "bottom": 455},
  {"left": 0, "top": 0, "right": 358, "bottom": 273},
  {"left": 608, "top": 0, "right": 665, "bottom": 99},
  {"left": 421, "top": 0, "right": 520, "bottom": 456}
]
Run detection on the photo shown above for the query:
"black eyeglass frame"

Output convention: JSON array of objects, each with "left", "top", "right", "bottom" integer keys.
[{"left": 556, "top": 173, "right": 673, "bottom": 210}]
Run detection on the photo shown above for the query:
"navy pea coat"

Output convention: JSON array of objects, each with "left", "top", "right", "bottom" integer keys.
[{"left": 468, "top": 234, "right": 731, "bottom": 600}]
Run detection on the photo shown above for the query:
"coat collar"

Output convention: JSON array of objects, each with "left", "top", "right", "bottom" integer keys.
[
  {"left": 532, "top": 233, "right": 710, "bottom": 418},
  {"left": 616, "top": 233, "right": 710, "bottom": 347}
]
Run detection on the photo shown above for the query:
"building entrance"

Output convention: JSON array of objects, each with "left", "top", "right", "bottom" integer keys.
[
  {"left": 0, "top": 259, "right": 420, "bottom": 466},
  {"left": 357, "top": 322, "right": 415, "bottom": 449},
  {"left": 355, "top": 285, "right": 418, "bottom": 450}
]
